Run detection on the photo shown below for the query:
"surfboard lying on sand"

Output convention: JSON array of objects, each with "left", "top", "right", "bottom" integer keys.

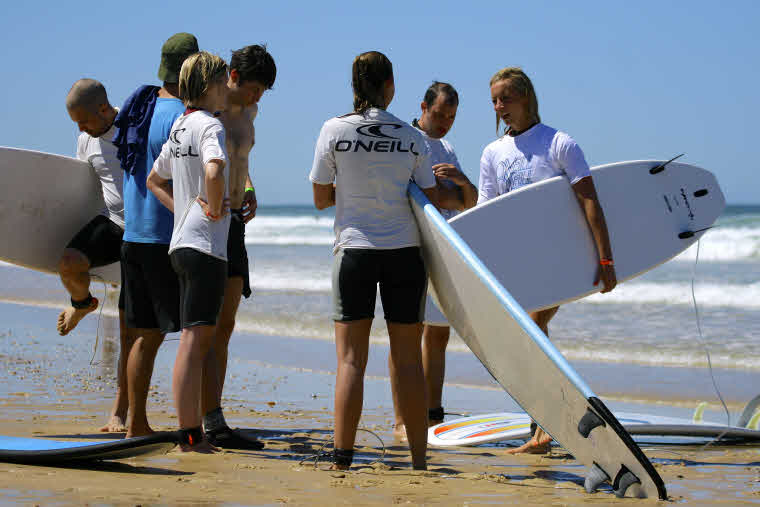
[
  {"left": 429, "top": 411, "right": 760, "bottom": 447},
  {"left": 409, "top": 183, "right": 667, "bottom": 499},
  {"left": 0, "top": 147, "right": 120, "bottom": 284},
  {"left": 440, "top": 158, "right": 725, "bottom": 313},
  {"left": 0, "top": 432, "right": 178, "bottom": 465}
]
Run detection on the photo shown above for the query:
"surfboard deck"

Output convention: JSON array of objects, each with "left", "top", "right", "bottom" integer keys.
[
  {"left": 0, "top": 147, "right": 120, "bottom": 284},
  {"left": 409, "top": 183, "right": 666, "bottom": 499},
  {"left": 444, "top": 160, "right": 725, "bottom": 313},
  {"left": 429, "top": 412, "right": 760, "bottom": 447},
  {"left": 0, "top": 432, "right": 178, "bottom": 464}
]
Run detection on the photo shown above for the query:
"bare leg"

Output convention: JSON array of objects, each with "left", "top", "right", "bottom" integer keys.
[
  {"left": 506, "top": 306, "right": 560, "bottom": 455},
  {"left": 100, "top": 310, "right": 133, "bottom": 432},
  {"left": 390, "top": 324, "right": 450, "bottom": 438},
  {"left": 125, "top": 328, "right": 164, "bottom": 438},
  {"left": 201, "top": 277, "right": 243, "bottom": 416},
  {"left": 332, "top": 319, "right": 372, "bottom": 470},
  {"left": 173, "top": 324, "right": 218, "bottom": 453},
  {"left": 422, "top": 324, "right": 449, "bottom": 424},
  {"left": 57, "top": 248, "right": 97, "bottom": 335},
  {"left": 388, "top": 321, "right": 427, "bottom": 470}
]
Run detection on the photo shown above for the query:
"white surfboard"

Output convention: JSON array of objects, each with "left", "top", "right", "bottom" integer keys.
[
  {"left": 443, "top": 159, "right": 725, "bottom": 313},
  {"left": 409, "top": 183, "right": 666, "bottom": 499},
  {"left": 0, "top": 147, "right": 120, "bottom": 284},
  {"left": 429, "top": 412, "right": 760, "bottom": 447}
]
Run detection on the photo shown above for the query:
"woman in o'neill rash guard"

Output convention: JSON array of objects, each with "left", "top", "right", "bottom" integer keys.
[
  {"left": 478, "top": 67, "right": 618, "bottom": 454},
  {"left": 147, "top": 52, "right": 231, "bottom": 453},
  {"left": 309, "top": 51, "right": 441, "bottom": 471}
]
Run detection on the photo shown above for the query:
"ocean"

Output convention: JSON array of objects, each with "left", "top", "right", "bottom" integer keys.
[{"left": 0, "top": 204, "right": 757, "bottom": 379}]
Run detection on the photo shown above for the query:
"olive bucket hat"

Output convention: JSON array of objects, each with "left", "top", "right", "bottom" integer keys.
[{"left": 157, "top": 32, "right": 199, "bottom": 83}]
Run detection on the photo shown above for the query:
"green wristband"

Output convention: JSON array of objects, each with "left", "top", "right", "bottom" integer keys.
[{"left": 245, "top": 186, "right": 255, "bottom": 193}]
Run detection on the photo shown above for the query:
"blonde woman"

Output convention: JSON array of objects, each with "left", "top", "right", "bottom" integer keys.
[
  {"left": 147, "top": 51, "right": 230, "bottom": 453},
  {"left": 479, "top": 67, "right": 617, "bottom": 454}
]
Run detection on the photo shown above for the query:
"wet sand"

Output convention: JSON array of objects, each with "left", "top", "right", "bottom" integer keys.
[{"left": 0, "top": 302, "right": 759, "bottom": 505}]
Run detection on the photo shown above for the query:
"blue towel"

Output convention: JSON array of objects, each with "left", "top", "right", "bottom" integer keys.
[{"left": 112, "top": 85, "right": 160, "bottom": 174}]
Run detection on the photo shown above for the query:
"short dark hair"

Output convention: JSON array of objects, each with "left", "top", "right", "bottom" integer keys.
[
  {"left": 423, "top": 81, "right": 458, "bottom": 107},
  {"left": 230, "top": 45, "right": 277, "bottom": 89}
]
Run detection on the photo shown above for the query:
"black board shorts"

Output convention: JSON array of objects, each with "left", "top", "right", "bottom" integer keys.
[
  {"left": 121, "top": 241, "right": 180, "bottom": 334},
  {"left": 228, "top": 213, "right": 251, "bottom": 298},
  {"left": 170, "top": 248, "right": 227, "bottom": 329},
  {"left": 332, "top": 247, "right": 427, "bottom": 323},
  {"left": 66, "top": 215, "right": 123, "bottom": 268}
]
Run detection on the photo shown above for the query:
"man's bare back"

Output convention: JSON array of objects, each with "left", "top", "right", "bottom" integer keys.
[{"left": 220, "top": 104, "right": 257, "bottom": 209}]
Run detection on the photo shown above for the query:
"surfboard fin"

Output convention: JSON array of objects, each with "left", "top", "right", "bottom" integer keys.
[
  {"left": 693, "top": 401, "right": 707, "bottom": 423},
  {"left": 737, "top": 394, "right": 760, "bottom": 428},
  {"left": 613, "top": 466, "right": 642, "bottom": 498},
  {"left": 584, "top": 463, "right": 610, "bottom": 493},
  {"left": 649, "top": 153, "right": 684, "bottom": 174},
  {"left": 578, "top": 407, "right": 606, "bottom": 438}
]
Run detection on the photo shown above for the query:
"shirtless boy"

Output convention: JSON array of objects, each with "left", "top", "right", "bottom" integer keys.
[
  {"left": 62, "top": 78, "right": 132, "bottom": 432},
  {"left": 199, "top": 45, "right": 277, "bottom": 449}
]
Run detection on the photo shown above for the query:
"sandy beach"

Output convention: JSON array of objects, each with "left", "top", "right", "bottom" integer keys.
[{"left": 0, "top": 301, "right": 759, "bottom": 505}]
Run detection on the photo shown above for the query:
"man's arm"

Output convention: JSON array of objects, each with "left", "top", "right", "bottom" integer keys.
[
  {"left": 146, "top": 168, "right": 174, "bottom": 213},
  {"left": 312, "top": 182, "right": 335, "bottom": 210},
  {"left": 241, "top": 172, "right": 258, "bottom": 223},
  {"left": 433, "top": 163, "right": 478, "bottom": 211}
]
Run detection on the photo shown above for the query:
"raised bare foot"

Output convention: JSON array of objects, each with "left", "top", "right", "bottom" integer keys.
[
  {"left": 57, "top": 298, "right": 98, "bottom": 335},
  {"left": 180, "top": 440, "right": 219, "bottom": 454}
]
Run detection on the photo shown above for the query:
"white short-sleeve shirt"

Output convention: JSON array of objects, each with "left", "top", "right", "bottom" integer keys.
[
  {"left": 153, "top": 110, "right": 229, "bottom": 260},
  {"left": 413, "top": 120, "right": 462, "bottom": 221},
  {"left": 309, "top": 108, "right": 436, "bottom": 253},
  {"left": 478, "top": 123, "right": 591, "bottom": 203},
  {"left": 76, "top": 122, "right": 125, "bottom": 229}
]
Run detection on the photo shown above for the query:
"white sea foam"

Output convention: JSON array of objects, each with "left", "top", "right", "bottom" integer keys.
[
  {"left": 674, "top": 226, "right": 760, "bottom": 262},
  {"left": 250, "top": 270, "right": 331, "bottom": 292},
  {"left": 244, "top": 215, "right": 334, "bottom": 246},
  {"left": 583, "top": 281, "right": 760, "bottom": 308}
]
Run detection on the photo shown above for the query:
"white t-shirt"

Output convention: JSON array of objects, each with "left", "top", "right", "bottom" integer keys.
[
  {"left": 413, "top": 120, "right": 461, "bottom": 221},
  {"left": 309, "top": 108, "right": 436, "bottom": 253},
  {"left": 76, "top": 122, "right": 125, "bottom": 229},
  {"left": 478, "top": 123, "right": 591, "bottom": 203},
  {"left": 153, "top": 110, "right": 229, "bottom": 260}
]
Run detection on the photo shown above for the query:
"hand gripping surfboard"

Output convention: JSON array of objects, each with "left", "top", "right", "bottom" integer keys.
[{"left": 409, "top": 183, "right": 667, "bottom": 499}]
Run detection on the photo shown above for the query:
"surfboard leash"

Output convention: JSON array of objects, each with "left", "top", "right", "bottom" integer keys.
[
  {"left": 690, "top": 239, "right": 732, "bottom": 449},
  {"left": 300, "top": 428, "right": 387, "bottom": 470},
  {"left": 86, "top": 273, "right": 109, "bottom": 367}
]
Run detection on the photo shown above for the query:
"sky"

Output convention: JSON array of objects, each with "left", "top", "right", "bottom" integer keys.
[{"left": 1, "top": 1, "right": 758, "bottom": 205}]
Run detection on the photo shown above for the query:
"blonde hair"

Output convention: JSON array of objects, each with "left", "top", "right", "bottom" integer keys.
[
  {"left": 179, "top": 51, "right": 228, "bottom": 107},
  {"left": 352, "top": 51, "right": 393, "bottom": 114},
  {"left": 489, "top": 67, "right": 540, "bottom": 134}
]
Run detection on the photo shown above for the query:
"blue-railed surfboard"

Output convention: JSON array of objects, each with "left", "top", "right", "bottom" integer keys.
[
  {"left": 409, "top": 183, "right": 666, "bottom": 499},
  {"left": 0, "top": 432, "right": 177, "bottom": 464}
]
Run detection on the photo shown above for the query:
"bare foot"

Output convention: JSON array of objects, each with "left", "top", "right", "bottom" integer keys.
[
  {"left": 126, "top": 425, "right": 155, "bottom": 439},
  {"left": 392, "top": 423, "right": 407, "bottom": 442},
  {"left": 99, "top": 415, "right": 127, "bottom": 433},
  {"left": 180, "top": 440, "right": 219, "bottom": 454},
  {"left": 329, "top": 463, "right": 350, "bottom": 471},
  {"left": 505, "top": 434, "right": 553, "bottom": 455},
  {"left": 57, "top": 299, "right": 98, "bottom": 336}
]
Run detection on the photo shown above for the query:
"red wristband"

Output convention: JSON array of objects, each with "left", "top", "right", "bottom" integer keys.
[
  {"left": 599, "top": 259, "right": 614, "bottom": 266},
  {"left": 206, "top": 210, "right": 219, "bottom": 220}
]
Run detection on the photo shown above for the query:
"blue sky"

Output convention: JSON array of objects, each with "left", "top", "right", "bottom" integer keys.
[{"left": 1, "top": 1, "right": 757, "bottom": 205}]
